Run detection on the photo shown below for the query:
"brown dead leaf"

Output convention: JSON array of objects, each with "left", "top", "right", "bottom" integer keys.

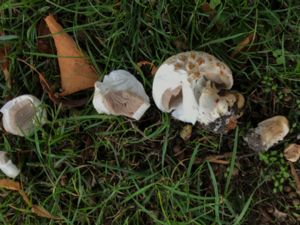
[
  {"left": 231, "top": 33, "right": 255, "bottom": 57},
  {"left": 137, "top": 60, "right": 158, "bottom": 76},
  {"left": 44, "top": 14, "right": 98, "bottom": 96},
  {"left": 201, "top": 2, "right": 216, "bottom": 18},
  {"left": 195, "top": 152, "right": 232, "bottom": 165},
  {"left": 180, "top": 125, "right": 192, "bottom": 141},
  {"left": 31, "top": 205, "right": 60, "bottom": 220},
  {"left": 289, "top": 162, "right": 300, "bottom": 194},
  {"left": 284, "top": 144, "right": 300, "bottom": 162},
  {"left": 17, "top": 58, "right": 87, "bottom": 108},
  {"left": 19, "top": 190, "right": 31, "bottom": 205},
  {"left": 0, "top": 178, "right": 60, "bottom": 220},
  {"left": 39, "top": 72, "right": 88, "bottom": 108},
  {"left": 0, "top": 179, "right": 20, "bottom": 191},
  {"left": 0, "top": 32, "right": 11, "bottom": 89}
]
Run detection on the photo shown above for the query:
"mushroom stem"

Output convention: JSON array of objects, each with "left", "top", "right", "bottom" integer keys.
[{"left": 0, "top": 152, "right": 20, "bottom": 178}]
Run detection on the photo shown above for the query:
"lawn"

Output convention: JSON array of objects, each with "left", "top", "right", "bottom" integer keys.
[{"left": 0, "top": 0, "right": 300, "bottom": 224}]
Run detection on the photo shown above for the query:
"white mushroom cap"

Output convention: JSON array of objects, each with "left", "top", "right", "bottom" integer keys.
[
  {"left": 153, "top": 51, "right": 237, "bottom": 127},
  {"left": 0, "top": 95, "right": 47, "bottom": 136},
  {"left": 0, "top": 151, "right": 20, "bottom": 178},
  {"left": 244, "top": 116, "right": 289, "bottom": 152},
  {"left": 93, "top": 70, "right": 150, "bottom": 120}
]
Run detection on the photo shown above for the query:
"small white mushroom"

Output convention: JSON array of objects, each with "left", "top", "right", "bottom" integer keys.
[
  {"left": 244, "top": 116, "right": 289, "bottom": 152},
  {"left": 152, "top": 51, "right": 243, "bottom": 132},
  {"left": 0, "top": 95, "right": 47, "bottom": 136},
  {"left": 284, "top": 144, "right": 300, "bottom": 162},
  {"left": 93, "top": 70, "right": 150, "bottom": 120},
  {"left": 0, "top": 151, "right": 20, "bottom": 178}
]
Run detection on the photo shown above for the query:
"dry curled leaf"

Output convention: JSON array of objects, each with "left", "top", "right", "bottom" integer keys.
[
  {"left": 0, "top": 179, "right": 60, "bottom": 220},
  {"left": 44, "top": 14, "right": 98, "bottom": 96},
  {"left": 137, "top": 60, "right": 158, "bottom": 76},
  {"left": 0, "top": 178, "right": 20, "bottom": 191},
  {"left": 284, "top": 144, "right": 300, "bottom": 162},
  {"left": 0, "top": 32, "right": 11, "bottom": 89},
  {"left": 289, "top": 162, "right": 300, "bottom": 194},
  {"left": 195, "top": 152, "right": 232, "bottom": 165},
  {"left": 31, "top": 205, "right": 59, "bottom": 220},
  {"left": 17, "top": 58, "right": 87, "bottom": 108},
  {"left": 231, "top": 33, "right": 255, "bottom": 57},
  {"left": 19, "top": 189, "right": 30, "bottom": 205}
]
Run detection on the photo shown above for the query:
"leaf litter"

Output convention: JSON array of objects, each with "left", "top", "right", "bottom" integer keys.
[{"left": 0, "top": 178, "right": 60, "bottom": 220}]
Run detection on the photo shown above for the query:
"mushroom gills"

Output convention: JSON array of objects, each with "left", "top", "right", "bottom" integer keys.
[
  {"left": 244, "top": 116, "right": 289, "bottom": 152},
  {"left": 0, "top": 95, "right": 47, "bottom": 136},
  {"left": 103, "top": 90, "right": 147, "bottom": 118},
  {"left": 10, "top": 99, "right": 36, "bottom": 134},
  {"left": 93, "top": 70, "right": 150, "bottom": 120}
]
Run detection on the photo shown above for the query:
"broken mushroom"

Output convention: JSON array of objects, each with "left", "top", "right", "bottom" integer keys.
[
  {"left": 93, "top": 70, "right": 150, "bottom": 120},
  {"left": 284, "top": 144, "right": 300, "bottom": 162},
  {"left": 152, "top": 51, "right": 244, "bottom": 133},
  {"left": 244, "top": 116, "right": 289, "bottom": 152},
  {"left": 0, "top": 151, "right": 20, "bottom": 178},
  {"left": 0, "top": 95, "right": 47, "bottom": 136}
]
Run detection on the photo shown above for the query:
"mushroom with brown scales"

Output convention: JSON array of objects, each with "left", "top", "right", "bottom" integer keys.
[
  {"left": 244, "top": 116, "right": 289, "bottom": 152},
  {"left": 0, "top": 95, "right": 47, "bottom": 136},
  {"left": 93, "top": 70, "right": 150, "bottom": 120},
  {"left": 152, "top": 51, "right": 244, "bottom": 133},
  {"left": 0, "top": 151, "right": 20, "bottom": 178}
]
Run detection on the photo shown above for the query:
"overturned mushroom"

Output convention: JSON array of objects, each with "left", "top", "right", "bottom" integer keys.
[
  {"left": 93, "top": 70, "right": 150, "bottom": 120},
  {"left": 284, "top": 144, "right": 300, "bottom": 162},
  {"left": 0, "top": 151, "right": 20, "bottom": 178},
  {"left": 152, "top": 51, "right": 244, "bottom": 133},
  {"left": 244, "top": 116, "right": 289, "bottom": 152},
  {"left": 0, "top": 95, "right": 47, "bottom": 136}
]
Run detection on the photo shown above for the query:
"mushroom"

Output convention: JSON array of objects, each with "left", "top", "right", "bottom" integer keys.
[
  {"left": 0, "top": 95, "right": 47, "bottom": 136},
  {"left": 284, "top": 144, "right": 300, "bottom": 162},
  {"left": 93, "top": 70, "right": 150, "bottom": 120},
  {"left": 152, "top": 51, "right": 244, "bottom": 132},
  {"left": 244, "top": 116, "right": 289, "bottom": 152},
  {"left": 0, "top": 151, "right": 20, "bottom": 178}
]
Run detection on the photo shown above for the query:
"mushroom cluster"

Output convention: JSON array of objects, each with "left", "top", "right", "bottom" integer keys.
[{"left": 152, "top": 51, "right": 244, "bottom": 133}]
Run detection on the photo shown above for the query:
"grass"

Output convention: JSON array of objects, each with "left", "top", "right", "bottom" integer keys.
[{"left": 1, "top": 0, "right": 300, "bottom": 224}]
